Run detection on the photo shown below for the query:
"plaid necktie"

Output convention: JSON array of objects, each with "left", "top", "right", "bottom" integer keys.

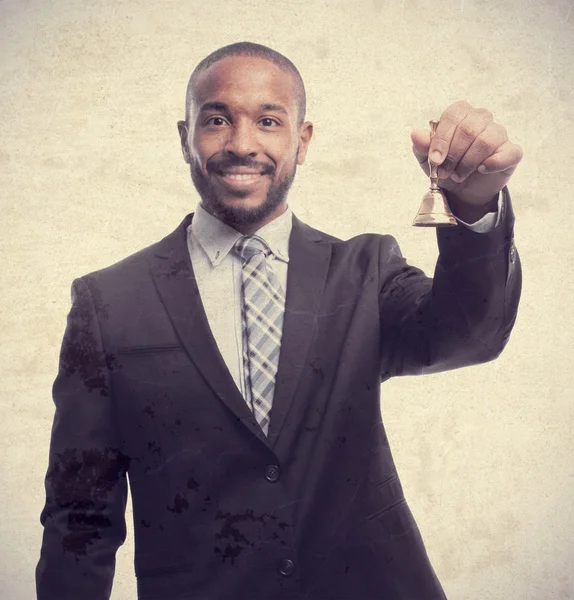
[{"left": 234, "top": 235, "right": 286, "bottom": 436}]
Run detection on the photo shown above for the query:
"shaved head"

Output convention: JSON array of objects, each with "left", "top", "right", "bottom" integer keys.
[{"left": 185, "top": 42, "right": 306, "bottom": 127}]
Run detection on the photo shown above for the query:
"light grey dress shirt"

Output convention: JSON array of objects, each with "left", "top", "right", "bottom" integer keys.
[
  {"left": 186, "top": 192, "right": 504, "bottom": 403},
  {"left": 187, "top": 204, "right": 292, "bottom": 401}
]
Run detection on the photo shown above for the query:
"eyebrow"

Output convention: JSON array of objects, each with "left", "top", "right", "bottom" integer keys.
[
  {"left": 198, "top": 101, "right": 288, "bottom": 115},
  {"left": 260, "top": 103, "right": 288, "bottom": 115},
  {"left": 199, "top": 101, "right": 229, "bottom": 113}
]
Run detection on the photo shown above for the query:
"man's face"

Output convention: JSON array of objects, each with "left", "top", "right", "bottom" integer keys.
[{"left": 178, "top": 56, "right": 313, "bottom": 231}]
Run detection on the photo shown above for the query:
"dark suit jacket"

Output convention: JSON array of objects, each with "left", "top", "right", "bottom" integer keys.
[{"left": 36, "top": 198, "right": 521, "bottom": 600}]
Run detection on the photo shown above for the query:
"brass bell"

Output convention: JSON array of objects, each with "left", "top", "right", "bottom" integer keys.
[
  {"left": 412, "top": 189, "right": 457, "bottom": 227},
  {"left": 412, "top": 120, "right": 457, "bottom": 228}
]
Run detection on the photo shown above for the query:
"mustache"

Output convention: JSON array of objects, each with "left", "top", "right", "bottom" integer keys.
[{"left": 207, "top": 157, "right": 275, "bottom": 175}]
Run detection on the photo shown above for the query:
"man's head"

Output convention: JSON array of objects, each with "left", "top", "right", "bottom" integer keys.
[{"left": 177, "top": 42, "right": 313, "bottom": 233}]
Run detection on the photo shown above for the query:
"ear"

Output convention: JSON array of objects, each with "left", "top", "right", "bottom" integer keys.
[
  {"left": 177, "top": 120, "right": 191, "bottom": 164},
  {"left": 296, "top": 121, "right": 313, "bottom": 165}
]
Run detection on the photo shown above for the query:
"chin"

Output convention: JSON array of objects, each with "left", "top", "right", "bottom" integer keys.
[
  {"left": 220, "top": 202, "right": 278, "bottom": 226},
  {"left": 222, "top": 191, "right": 266, "bottom": 206}
]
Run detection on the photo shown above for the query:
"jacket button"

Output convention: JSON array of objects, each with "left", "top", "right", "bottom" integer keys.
[
  {"left": 265, "top": 464, "right": 280, "bottom": 482},
  {"left": 277, "top": 558, "right": 295, "bottom": 577}
]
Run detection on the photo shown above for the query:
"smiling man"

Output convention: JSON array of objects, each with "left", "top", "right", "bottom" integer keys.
[
  {"left": 179, "top": 50, "right": 313, "bottom": 232},
  {"left": 36, "top": 42, "right": 522, "bottom": 600}
]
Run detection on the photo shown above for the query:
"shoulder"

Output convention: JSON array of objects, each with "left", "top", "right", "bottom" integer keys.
[
  {"left": 72, "top": 213, "right": 193, "bottom": 297},
  {"left": 292, "top": 214, "right": 400, "bottom": 258}
]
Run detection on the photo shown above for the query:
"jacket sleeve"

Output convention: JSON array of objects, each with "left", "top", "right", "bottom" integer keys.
[
  {"left": 379, "top": 187, "right": 521, "bottom": 379},
  {"left": 36, "top": 276, "right": 129, "bottom": 600}
]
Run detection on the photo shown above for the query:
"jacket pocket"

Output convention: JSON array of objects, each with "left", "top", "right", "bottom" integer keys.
[
  {"left": 365, "top": 498, "right": 417, "bottom": 539},
  {"left": 364, "top": 471, "right": 409, "bottom": 532},
  {"left": 117, "top": 344, "right": 184, "bottom": 356},
  {"left": 365, "top": 496, "right": 406, "bottom": 521}
]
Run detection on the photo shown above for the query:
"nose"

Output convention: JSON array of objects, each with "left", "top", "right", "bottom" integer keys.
[{"left": 224, "top": 120, "right": 259, "bottom": 157}]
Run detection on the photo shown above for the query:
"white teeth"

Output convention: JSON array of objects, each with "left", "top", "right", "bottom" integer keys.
[{"left": 224, "top": 173, "right": 260, "bottom": 180}]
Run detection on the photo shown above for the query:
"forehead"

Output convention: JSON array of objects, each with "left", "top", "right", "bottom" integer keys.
[{"left": 191, "top": 56, "right": 298, "bottom": 115}]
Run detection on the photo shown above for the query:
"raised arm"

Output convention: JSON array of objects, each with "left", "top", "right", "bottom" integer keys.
[{"left": 379, "top": 102, "right": 523, "bottom": 378}]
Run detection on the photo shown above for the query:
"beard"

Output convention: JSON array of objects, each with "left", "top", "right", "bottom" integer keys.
[{"left": 189, "top": 154, "right": 297, "bottom": 228}]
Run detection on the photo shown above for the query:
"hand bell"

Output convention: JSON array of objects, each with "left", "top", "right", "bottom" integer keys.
[{"left": 412, "top": 120, "right": 457, "bottom": 228}]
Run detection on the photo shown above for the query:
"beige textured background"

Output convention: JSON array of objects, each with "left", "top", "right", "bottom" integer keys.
[{"left": 1, "top": 0, "right": 573, "bottom": 598}]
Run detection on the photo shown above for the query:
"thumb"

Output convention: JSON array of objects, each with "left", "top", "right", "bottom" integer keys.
[
  {"left": 410, "top": 129, "right": 431, "bottom": 165},
  {"left": 411, "top": 129, "right": 431, "bottom": 177}
]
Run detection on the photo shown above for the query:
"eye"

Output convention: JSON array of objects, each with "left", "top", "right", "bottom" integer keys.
[
  {"left": 259, "top": 117, "right": 280, "bottom": 127},
  {"left": 205, "top": 116, "right": 229, "bottom": 126}
]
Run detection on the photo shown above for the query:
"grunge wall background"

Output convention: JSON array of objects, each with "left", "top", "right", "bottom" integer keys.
[{"left": 1, "top": 0, "right": 573, "bottom": 598}]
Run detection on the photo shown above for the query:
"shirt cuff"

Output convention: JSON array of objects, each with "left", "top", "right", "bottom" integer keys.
[{"left": 454, "top": 188, "right": 507, "bottom": 233}]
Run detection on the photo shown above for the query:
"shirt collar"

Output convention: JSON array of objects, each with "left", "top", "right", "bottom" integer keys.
[{"left": 189, "top": 203, "right": 292, "bottom": 267}]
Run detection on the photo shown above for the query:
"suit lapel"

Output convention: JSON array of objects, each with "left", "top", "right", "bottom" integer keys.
[
  {"left": 150, "top": 214, "right": 269, "bottom": 446},
  {"left": 267, "top": 215, "right": 332, "bottom": 448}
]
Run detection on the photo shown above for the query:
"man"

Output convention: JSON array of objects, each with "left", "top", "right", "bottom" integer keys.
[{"left": 36, "top": 42, "right": 522, "bottom": 600}]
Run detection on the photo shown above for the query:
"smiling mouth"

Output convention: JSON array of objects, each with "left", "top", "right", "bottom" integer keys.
[
  {"left": 215, "top": 171, "right": 268, "bottom": 190},
  {"left": 223, "top": 173, "right": 262, "bottom": 181}
]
